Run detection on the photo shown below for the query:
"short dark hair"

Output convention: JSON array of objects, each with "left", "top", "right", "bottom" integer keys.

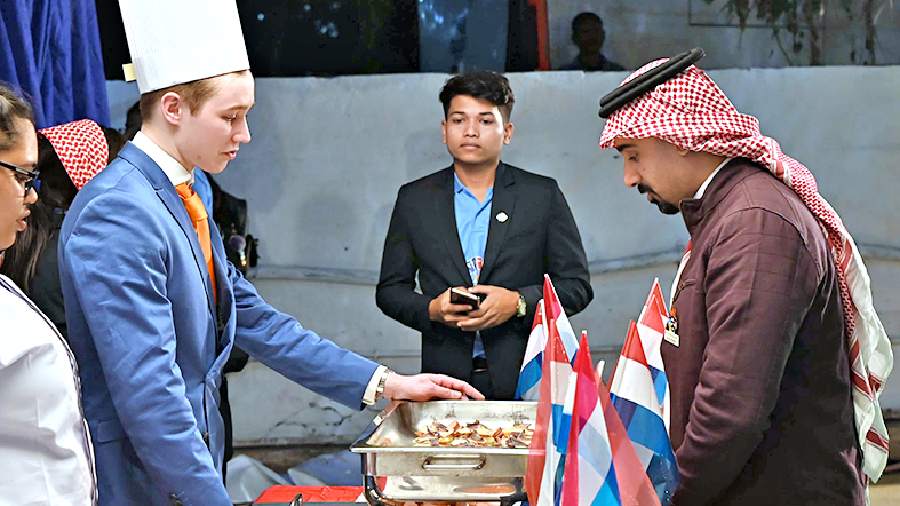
[
  {"left": 439, "top": 71, "right": 515, "bottom": 123},
  {"left": 572, "top": 12, "right": 602, "bottom": 33},
  {"left": 0, "top": 82, "right": 35, "bottom": 151},
  {"left": 124, "top": 100, "right": 142, "bottom": 141},
  {"left": 102, "top": 125, "right": 125, "bottom": 161}
]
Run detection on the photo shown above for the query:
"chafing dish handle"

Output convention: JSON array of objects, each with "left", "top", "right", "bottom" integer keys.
[
  {"left": 364, "top": 475, "right": 385, "bottom": 506},
  {"left": 422, "top": 454, "right": 486, "bottom": 470}
]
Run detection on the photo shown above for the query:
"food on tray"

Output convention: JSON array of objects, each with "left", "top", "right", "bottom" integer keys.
[{"left": 413, "top": 419, "right": 534, "bottom": 448}]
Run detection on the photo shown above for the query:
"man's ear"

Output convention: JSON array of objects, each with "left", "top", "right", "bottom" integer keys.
[
  {"left": 503, "top": 121, "right": 515, "bottom": 144},
  {"left": 159, "top": 92, "right": 185, "bottom": 126},
  {"left": 440, "top": 119, "right": 447, "bottom": 145}
]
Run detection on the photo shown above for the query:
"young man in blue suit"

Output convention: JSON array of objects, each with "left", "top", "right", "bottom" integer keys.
[{"left": 58, "top": 2, "right": 481, "bottom": 504}]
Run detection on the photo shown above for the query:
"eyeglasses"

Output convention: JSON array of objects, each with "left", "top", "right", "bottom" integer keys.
[{"left": 0, "top": 159, "right": 40, "bottom": 193}]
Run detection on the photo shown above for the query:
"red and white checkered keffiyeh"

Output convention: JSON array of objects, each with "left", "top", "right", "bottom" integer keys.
[
  {"left": 600, "top": 59, "right": 893, "bottom": 481},
  {"left": 39, "top": 119, "right": 109, "bottom": 190}
]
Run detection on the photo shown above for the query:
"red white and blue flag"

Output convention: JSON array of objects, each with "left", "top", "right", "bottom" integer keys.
[
  {"left": 542, "top": 274, "right": 579, "bottom": 362},
  {"left": 517, "top": 275, "right": 579, "bottom": 401},
  {"left": 526, "top": 319, "right": 574, "bottom": 505},
  {"left": 561, "top": 333, "right": 662, "bottom": 506},
  {"left": 516, "top": 299, "right": 547, "bottom": 401},
  {"left": 609, "top": 279, "right": 679, "bottom": 503}
]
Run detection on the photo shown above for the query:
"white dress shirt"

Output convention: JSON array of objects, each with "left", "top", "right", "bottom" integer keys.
[
  {"left": 0, "top": 274, "right": 96, "bottom": 505},
  {"left": 132, "top": 131, "right": 193, "bottom": 186},
  {"left": 694, "top": 157, "right": 733, "bottom": 199}
]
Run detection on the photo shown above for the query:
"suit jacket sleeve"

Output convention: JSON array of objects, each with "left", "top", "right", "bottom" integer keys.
[
  {"left": 672, "top": 209, "right": 821, "bottom": 505},
  {"left": 62, "top": 191, "right": 232, "bottom": 505},
  {"left": 230, "top": 263, "right": 379, "bottom": 409},
  {"left": 517, "top": 180, "right": 593, "bottom": 321},
  {"left": 375, "top": 186, "right": 434, "bottom": 333}
]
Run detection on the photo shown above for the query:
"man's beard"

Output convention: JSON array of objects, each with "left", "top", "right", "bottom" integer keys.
[{"left": 638, "top": 184, "right": 680, "bottom": 215}]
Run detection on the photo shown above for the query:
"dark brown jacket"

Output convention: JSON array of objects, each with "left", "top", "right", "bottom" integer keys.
[{"left": 666, "top": 159, "right": 865, "bottom": 505}]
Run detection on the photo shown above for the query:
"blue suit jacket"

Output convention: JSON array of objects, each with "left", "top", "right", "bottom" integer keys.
[{"left": 59, "top": 143, "right": 378, "bottom": 505}]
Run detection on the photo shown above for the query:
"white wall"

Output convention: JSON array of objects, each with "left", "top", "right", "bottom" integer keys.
[{"left": 106, "top": 65, "right": 900, "bottom": 445}]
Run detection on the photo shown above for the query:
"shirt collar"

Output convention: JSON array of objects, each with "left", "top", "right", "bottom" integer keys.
[
  {"left": 453, "top": 173, "right": 465, "bottom": 194},
  {"left": 693, "top": 157, "right": 733, "bottom": 199},
  {"left": 132, "top": 131, "right": 193, "bottom": 187},
  {"left": 453, "top": 173, "right": 494, "bottom": 201}
]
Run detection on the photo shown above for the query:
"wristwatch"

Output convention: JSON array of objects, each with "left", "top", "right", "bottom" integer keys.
[
  {"left": 374, "top": 368, "right": 392, "bottom": 402},
  {"left": 516, "top": 293, "right": 527, "bottom": 318}
]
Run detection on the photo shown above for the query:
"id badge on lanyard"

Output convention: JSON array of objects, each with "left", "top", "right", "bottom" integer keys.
[{"left": 665, "top": 241, "right": 692, "bottom": 348}]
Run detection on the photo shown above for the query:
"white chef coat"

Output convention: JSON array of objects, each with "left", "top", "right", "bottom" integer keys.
[{"left": 0, "top": 274, "right": 96, "bottom": 505}]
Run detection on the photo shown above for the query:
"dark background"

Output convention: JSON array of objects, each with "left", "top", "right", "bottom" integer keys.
[{"left": 95, "top": 0, "right": 540, "bottom": 80}]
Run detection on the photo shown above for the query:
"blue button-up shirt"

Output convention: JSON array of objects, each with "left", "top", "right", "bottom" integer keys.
[{"left": 454, "top": 173, "right": 493, "bottom": 358}]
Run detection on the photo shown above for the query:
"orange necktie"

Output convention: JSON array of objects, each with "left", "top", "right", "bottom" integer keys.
[{"left": 175, "top": 182, "right": 217, "bottom": 302}]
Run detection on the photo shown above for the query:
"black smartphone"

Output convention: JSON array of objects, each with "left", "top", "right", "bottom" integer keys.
[{"left": 450, "top": 287, "right": 482, "bottom": 310}]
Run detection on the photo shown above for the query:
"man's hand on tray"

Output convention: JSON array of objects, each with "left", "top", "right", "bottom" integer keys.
[{"left": 383, "top": 373, "right": 485, "bottom": 402}]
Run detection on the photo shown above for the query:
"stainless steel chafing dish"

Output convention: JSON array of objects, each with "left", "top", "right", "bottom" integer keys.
[{"left": 351, "top": 401, "right": 537, "bottom": 505}]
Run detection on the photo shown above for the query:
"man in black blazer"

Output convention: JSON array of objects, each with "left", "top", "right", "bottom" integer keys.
[{"left": 376, "top": 71, "right": 592, "bottom": 399}]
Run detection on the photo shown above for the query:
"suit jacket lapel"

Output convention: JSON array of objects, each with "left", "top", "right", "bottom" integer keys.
[
  {"left": 210, "top": 218, "right": 228, "bottom": 308},
  {"left": 121, "top": 144, "right": 216, "bottom": 316},
  {"left": 479, "top": 163, "right": 517, "bottom": 283},
  {"left": 209, "top": 219, "right": 233, "bottom": 351},
  {"left": 434, "top": 167, "right": 471, "bottom": 284}
]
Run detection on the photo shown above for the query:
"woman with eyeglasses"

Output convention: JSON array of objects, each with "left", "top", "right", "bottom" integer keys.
[
  {"left": 0, "top": 84, "right": 97, "bottom": 504},
  {"left": 0, "top": 119, "right": 122, "bottom": 341}
]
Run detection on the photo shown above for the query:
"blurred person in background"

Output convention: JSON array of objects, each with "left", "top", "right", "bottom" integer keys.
[{"left": 560, "top": 12, "right": 625, "bottom": 71}]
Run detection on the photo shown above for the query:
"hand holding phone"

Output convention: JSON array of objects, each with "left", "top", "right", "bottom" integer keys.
[
  {"left": 429, "top": 287, "right": 478, "bottom": 326},
  {"left": 457, "top": 285, "right": 522, "bottom": 333},
  {"left": 450, "top": 287, "right": 484, "bottom": 310}
]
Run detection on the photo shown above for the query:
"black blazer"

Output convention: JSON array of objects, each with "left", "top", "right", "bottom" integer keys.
[{"left": 376, "top": 163, "right": 593, "bottom": 399}]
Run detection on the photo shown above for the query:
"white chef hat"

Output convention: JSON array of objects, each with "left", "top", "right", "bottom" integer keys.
[{"left": 118, "top": 0, "right": 250, "bottom": 94}]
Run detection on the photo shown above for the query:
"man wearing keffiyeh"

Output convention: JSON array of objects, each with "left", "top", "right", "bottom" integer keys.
[{"left": 598, "top": 52, "right": 892, "bottom": 505}]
